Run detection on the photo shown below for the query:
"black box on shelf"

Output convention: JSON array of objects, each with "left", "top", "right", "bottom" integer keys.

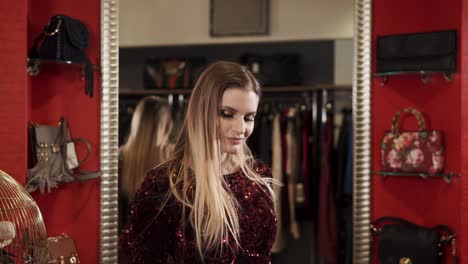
[{"left": 240, "top": 53, "right": 302, "bottom": 87}]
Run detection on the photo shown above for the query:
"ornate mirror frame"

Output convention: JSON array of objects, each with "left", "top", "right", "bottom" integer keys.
[
  {"left": 98, "top": 0, "right": 372, "bottom": 262},
  {"left": 352, "top": 0, "right": 372, "bottom": 263},
  {"left": 100, "top": 0, "right": 119, "bottom": 263}
]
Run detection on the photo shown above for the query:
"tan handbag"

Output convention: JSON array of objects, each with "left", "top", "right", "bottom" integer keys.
[
  {"left": 48, "top": 234, "right": 80, "bottom": 264},
  {"left": 26, "top": 117, "right": 101, "bottom": 194}
]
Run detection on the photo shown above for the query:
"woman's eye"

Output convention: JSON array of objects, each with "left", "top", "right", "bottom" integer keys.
[
  {"left": 220, "top": 111, "right": 234, "bottom": 118},
  {"left": 245, "top": 115, "right": 255, "bottom": 122}
]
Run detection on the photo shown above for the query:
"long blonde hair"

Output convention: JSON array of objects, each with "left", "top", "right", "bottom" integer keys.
[
  {"left": 163, "top": 61, "right": 275, "bottom": 258},
  {"left": 121, "top": 96, "right": 173, "bottom": 203}
]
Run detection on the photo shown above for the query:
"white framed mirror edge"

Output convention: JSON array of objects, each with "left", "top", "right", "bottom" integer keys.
[
  {"left": 100, "top": 0, "right": 120, "bottom": 263},
  {"left": 98, "top": 0, "right": 372, "bottom": 262},
  {"left": 352, "top": 0, "right": 372, "bottom": 263}
]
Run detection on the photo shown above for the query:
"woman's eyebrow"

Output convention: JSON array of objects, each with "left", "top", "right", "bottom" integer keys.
[{"left": 221, "top": 106, "right": 238, "bottom": 113}]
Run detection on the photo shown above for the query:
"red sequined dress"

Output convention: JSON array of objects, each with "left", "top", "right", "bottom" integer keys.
[{"left": 120, "top": 161, "right": 276, "bottom": 263}]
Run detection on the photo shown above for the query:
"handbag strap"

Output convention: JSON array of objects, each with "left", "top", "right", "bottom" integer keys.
[
  {"left": 60, "top": 118, "right": 100, "bottom": 181},
  {"left": 372, "top": 216, "right": 420, "bottom": 228},
  {"left": 29, "top": 32, "right": 45, "bottom": 59},
  {"left": 371, "top": 217, "right": 458, "bottom": 264},
  {"left": 30, "top": 16, "right": 63, "bottom": 59},
  {"left": 391, "top": 108, "right": 427, "bottom": 136}
]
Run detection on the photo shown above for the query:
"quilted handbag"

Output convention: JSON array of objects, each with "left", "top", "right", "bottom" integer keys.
[{"left": 381, "top": 108, "right": 444, "bottom": 174}]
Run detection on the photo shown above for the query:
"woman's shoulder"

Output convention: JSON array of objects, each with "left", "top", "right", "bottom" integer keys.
[
  {"left": 251, "top": 159, "right": 272, "bottom": 178},
  {"left": 134, "top": 164, "right": 172, "bottom": 201}
]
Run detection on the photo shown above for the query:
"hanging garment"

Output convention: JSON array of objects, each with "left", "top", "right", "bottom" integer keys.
[
  {"left": 259, "top": 113, "right": 273, "bottom": 165},
  {"left": 281, "top": 114, "right": 291, "bottom": 229},
  {"left": 294, "top": 113, "right": 305, "bottom": 206},
  {"left": 286, "top": 108, "right": 300, "bottom": 240},
  {"left": 336, "top": 109, "right": 352, "bottom": 264},
  {"left": 271, "top": 114, "right": 286, "bottom": 253},
  {"left": 317, "top": 113, "right": 338, "bottom": 264},
  {"left": 343, "top": 112, "right": 353, "bottom": 264}
]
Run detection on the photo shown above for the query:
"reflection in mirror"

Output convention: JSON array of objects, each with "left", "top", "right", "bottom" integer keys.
[{"left": 114, "top": 0, "right": 356, "bottom": 263}]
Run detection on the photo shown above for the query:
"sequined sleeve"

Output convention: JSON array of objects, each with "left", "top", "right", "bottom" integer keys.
[
  {"left": 120, "top": 167, "right": 179, "bottom": 263},
  {"left": 233, "top": 160, "right": 276, "bottom": 263}
]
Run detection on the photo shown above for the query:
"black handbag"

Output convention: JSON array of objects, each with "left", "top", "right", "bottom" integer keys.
[
  {"left": 371, "top": 217, "right": 458, "bottom": 264},
  {"left": 376, "top": 30, "right": 457, "bottom": 73},
  {"left": 29, "top": 15, "right": 94, "bottom": 98}
]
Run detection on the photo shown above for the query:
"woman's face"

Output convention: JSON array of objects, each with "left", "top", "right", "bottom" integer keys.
[{"left": 219, "top": 88, "right": 259, "bottom": 155}]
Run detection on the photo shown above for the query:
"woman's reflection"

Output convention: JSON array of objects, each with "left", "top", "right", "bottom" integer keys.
[{"left": 118, "top": 96, "right": 174, "bottom": 233}]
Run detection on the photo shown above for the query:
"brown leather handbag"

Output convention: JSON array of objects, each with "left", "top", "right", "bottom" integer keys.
[{"left": 48, "top": 234, "right": 80, "bottom": 264}]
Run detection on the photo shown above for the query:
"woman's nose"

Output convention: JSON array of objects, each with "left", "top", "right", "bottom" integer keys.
[{"left": 232, "top": 118, "right": 245, "bottom": 134}]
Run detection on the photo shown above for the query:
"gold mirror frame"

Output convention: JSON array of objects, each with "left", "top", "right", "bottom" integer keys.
[
  {"left": 100, "top": 0, "right": 119, "bottom": 263},
  {"left": 98, "top": 0, "right": 371, "bottom": 262},
  {"left": 352, "top": 0, "right": 372, "bottom": 263}
]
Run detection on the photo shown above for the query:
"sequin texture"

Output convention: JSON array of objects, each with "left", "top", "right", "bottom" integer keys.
[{"left": 120, "top": 161, "right": 276, "bottom": 263}]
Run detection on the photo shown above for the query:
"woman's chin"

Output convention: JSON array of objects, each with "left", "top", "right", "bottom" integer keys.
[{"left": 222, "top": 145, "right": 241, "bottom": 155}]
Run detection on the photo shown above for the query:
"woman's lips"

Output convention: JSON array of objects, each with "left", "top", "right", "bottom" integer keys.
[{"left": 227, "top": 138, "right": 244, "bottom": 145}]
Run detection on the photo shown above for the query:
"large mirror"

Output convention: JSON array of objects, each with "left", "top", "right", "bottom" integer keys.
[{"left": 100, "top": 0, "right": 371, "bottom": 263}]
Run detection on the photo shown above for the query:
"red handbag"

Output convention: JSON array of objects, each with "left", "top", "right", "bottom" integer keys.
[{"left": 381, "top": 108, "right": 445, "bottom": 174}]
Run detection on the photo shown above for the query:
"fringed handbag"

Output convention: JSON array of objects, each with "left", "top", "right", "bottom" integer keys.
[{"left": 26, "top": 117, "right": 100, "bottom": 194}]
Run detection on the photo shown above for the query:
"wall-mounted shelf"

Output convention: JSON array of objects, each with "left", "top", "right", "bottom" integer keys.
[
  {"left": 372, "top": 171, "right": 459, "bottom": 183},
  {"left": 119, "top": 84, "right": 352, "bottom": 96},
  {"left": 26, "top": 58, "right": 99, "bottom": 76},
  {"left": 374, "top": 70, "right": 454, "bottom": 85}
]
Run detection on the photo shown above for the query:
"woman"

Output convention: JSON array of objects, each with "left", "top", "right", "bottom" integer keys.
[
  {"left": 121, "top": 61, "right": 277, "bottom": 263},
  {"left": 119, "top": 96, "right": 174, "bottom": 230}
]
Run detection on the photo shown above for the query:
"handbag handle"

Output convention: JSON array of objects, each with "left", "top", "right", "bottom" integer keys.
[
  {"left": 391, "top": 108, "right": 427, "bottom": 136},
  {"left": 68, "top": 138, "right": 92, "bottom": 167},
  {"left": 371, "top": 216, "right": 420, "bottom": 230},
  {"left": 43, "top": 16, "right": 62, "bottom": 36},
  {"left": 59, "top": 118, "right": 101, "bottom": 181}
]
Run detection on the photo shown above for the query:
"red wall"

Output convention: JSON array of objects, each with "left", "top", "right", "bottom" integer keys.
[
  {"left": 372, "top": 0, "right": 462, "bottom": 263},
  {"left": 460, "top": 0, "right": 468, "bottom": 260},
  {"left": 0, "top": 0, "right": 29, "bottom": 182},
  {"left": 0, "top": 0, "right": 101, "bottom": 263},
  {"left": 27, "top": 1, "right": 101, "bottom": 263}
]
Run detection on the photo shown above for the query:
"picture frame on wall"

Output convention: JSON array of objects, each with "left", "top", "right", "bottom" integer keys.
[{"left": 210, "top": 0, "right": 269, "bottom": 37}]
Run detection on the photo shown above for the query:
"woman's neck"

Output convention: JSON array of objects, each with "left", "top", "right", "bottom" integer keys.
[{"left": 221, "top": 154, "right": 240, "bottom": 175}]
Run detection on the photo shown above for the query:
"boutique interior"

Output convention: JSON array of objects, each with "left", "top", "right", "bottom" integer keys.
[{"left": 1, "top": 0, "right": 468, "bottom": 263}]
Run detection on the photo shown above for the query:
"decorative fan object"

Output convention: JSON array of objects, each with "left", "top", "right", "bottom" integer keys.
[{"left": 0, "top": 170, "right": 47, "bottom": 263}]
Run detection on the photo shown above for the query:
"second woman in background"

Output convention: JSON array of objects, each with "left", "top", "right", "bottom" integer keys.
[{"left": 118, "top": 96, "right": 174, "bottom": 230}]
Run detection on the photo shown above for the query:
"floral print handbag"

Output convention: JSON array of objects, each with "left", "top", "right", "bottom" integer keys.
[{"left": 381, "top": 108, "right": 445, "bottom": 174}]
